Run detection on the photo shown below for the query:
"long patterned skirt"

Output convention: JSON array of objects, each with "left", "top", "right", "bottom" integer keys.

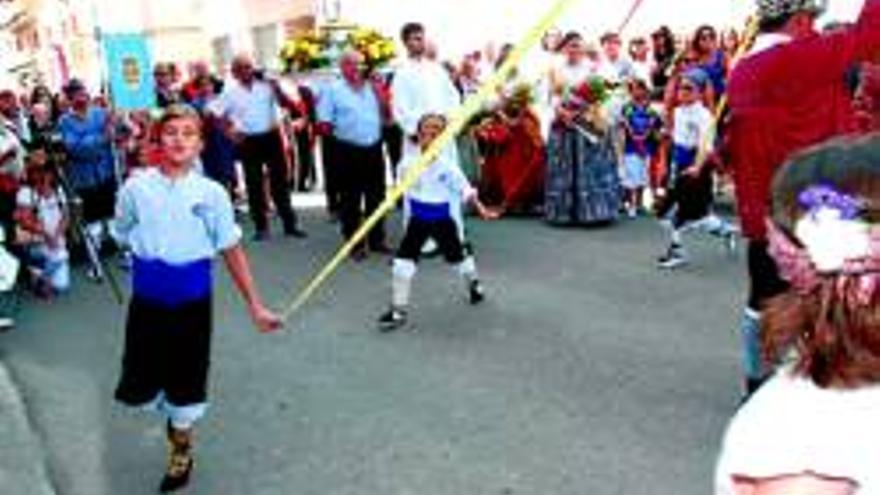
[{"left": 545, "top": 126, "right": 621, "bottom": 225}]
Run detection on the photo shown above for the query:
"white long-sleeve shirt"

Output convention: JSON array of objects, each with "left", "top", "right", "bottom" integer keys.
[
  {"left": 400, "top": 151, "right": 474, "bottom": 221},
  {"left": 391, "top": 58, "right": 461, "bottom": 138}
]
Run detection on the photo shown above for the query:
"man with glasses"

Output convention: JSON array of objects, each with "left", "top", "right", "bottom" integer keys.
[{"left": 154, "top": 63, "right": 181, "bottom": 109}]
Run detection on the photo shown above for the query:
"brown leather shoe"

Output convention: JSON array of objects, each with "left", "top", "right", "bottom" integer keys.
[{"left": 159, "top": 422, "right": 194, "bottom": 493}]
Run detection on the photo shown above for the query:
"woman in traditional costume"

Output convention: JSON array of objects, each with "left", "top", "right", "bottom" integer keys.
[{"left": 544, "top": 32, "right": 621, "bottom": 225}]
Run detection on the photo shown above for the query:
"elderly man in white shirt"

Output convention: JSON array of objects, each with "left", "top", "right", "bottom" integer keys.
[
  {"left": 211, "top": 55, "right": 306, "bottom": 241},
  {"left": 317, "top": 51, "right": 390, "bottom": 259}
]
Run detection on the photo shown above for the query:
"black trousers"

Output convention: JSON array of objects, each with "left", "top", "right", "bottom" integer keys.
[
  {"left": 294, "top": 128, "right": 315, "bottom": 192},
  {"left": 239, "top": 131, "right": 298, "bottom": 233},
  {"left": 655, "top": 168, "right": 713, "bottom": 228},
  {"left": 397, "top": 217, "right": 466, "bottom": 264},
  {"left": 747, "top": 240, "right": 790, "bottom": 311},
  {"left": 321, "top": 136, "right": 342, "bottom": 215},
  {"left": 335, "top": 140, "right": 386, "bottom": 247},
  {"left": 382, "top": 124, "right": 404, "bottom": 180},
  {"left": 115, "top": 297, "right": 213, "bottom": 408}
]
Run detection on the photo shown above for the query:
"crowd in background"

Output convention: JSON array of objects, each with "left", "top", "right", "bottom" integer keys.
[{"left": 0, "top": 19, "right": 877, "bottom": 330}]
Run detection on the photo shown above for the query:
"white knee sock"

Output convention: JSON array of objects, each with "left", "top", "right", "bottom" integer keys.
[
  {"left": 661, "top": 219, "right": 683, "bottom": 247},
  {"left": 456, "top": 256, "right": 479, "bottom": 283},
  {"left": 392, "top": 259, "right": 416, "bottom": 308}
]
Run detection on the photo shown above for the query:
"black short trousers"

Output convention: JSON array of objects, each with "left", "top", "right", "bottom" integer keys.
[
  {"left": 114, "top": 296, "right": 213, "bottom": 408},
  {"left": 397, "top": 217, "right": 466, "bottom": 264}
]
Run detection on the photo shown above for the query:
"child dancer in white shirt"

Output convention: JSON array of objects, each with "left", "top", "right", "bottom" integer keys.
[
  {"left": 112, "top": 105, "right": 281, "bottom": 493},
  {"left": 379, "top": 114, "right": 498, "bottom": 331}
]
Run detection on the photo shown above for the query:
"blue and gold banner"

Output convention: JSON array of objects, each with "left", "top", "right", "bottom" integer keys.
[{"left": 104, "top": 34, "right": 156, "bottom": 110}]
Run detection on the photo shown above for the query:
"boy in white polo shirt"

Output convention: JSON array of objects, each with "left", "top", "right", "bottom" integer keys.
[{"left": 112, "top": 105, "right": 281, "bottom": 493}]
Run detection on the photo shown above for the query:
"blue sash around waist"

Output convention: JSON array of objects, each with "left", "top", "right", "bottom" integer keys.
[
  {"left": 409, "top": 199, "right": 451, "bottom": 222},
  {"left": 132, "top": 257, "right": 212, "bottom": 307},
  {"left": 672, "top": 144, "right": 698, "bottom": 170}
]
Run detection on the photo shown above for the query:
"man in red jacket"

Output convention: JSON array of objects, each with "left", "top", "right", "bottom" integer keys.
[{"left": 727, "top": 0, "right": 880, "bottom": 398}]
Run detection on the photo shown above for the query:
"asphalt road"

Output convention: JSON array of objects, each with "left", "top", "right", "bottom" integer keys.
[{"left": 1, "top": 209, "right": 746, "bottom": 495}]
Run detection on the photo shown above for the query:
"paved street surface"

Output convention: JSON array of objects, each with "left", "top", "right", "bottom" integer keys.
[{"left": 1, "top": 210, "right": 746, "bottom": 495}]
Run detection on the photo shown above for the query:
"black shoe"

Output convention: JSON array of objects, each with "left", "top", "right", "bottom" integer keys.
[
  {"left": 0, "top": 316, "right": 14, "bottom": 332},
  {"left": 469, "top": 280, "right": 486, "bottom": 305},
  {"left": 351, "top": 247, "right": 367, "bottom": 262},
  {"left": 159, "top": 459, "right": 193, "bottom": 493},
  {"left": 252, "top": 230, "right": 270, "bottom": 242},
  {"left": 159, "top": 458, "right": 193, "bottom": 493},
  {"left": 284, "top": 227, "right": 308, "bottom": 239},
  {"left": 378, "top": 307, "right": 407, "bottom": 332},
  {"left": 656, "top": 245, "right": 688, "bottom": 270},
  {"left": 159, "top": 422, "right": 194, "bottom": 493}
]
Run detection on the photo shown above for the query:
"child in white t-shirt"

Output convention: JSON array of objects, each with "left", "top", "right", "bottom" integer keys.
[
  {"left": 14, "top": 148, "right": 69, "bottom": 295},
  {"left": 655, "top": 70, "right": 737, "bottom": 269}
]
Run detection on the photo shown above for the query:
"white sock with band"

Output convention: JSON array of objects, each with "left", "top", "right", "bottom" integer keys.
[{"left": 392, "top": 259, "right": 417, "bottom": 309}]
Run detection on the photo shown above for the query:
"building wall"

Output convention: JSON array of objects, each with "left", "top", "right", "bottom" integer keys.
[
  {"left": 1, "top": 0, "right": 322, "bottom": 91},
  {"left": 0, "top": 0, "right": 101, "bottom": 91},
  {"left": 202, "top": 0, "right": 316, "bottom": 73}
]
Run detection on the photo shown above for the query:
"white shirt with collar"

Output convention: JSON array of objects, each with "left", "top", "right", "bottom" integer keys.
[
  {"left": 391, "top": 57, "right": 461, "bottom": 138},
  {"left": 211, "top": 79, "right": 282, "bottom": 136},
  {"left": 113, "top": 167, "right": 242, "bottom": 265},
  {"left": 745, "top": 32, "right": 794, "bottom": 59},
  {"left": 391, "top": 56, "right": 466, "bottom": 234},
  {"left": 400, "top": 149, "right": 474, "bottom": 207}
]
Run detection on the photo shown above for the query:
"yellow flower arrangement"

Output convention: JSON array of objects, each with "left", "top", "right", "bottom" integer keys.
[
  {"left": 347, "top": 28, "right": 396, "bottom": 69},
  {"left": 280, "top": 25, "right": 395, "bottom": 73},
  {"left": 280, "top": 32, "right": 331, "bottom": 73}
]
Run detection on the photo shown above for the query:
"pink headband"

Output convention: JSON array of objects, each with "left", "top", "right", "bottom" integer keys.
[{"left": 768, "top": 221, "right": 880, "bottom": 308}]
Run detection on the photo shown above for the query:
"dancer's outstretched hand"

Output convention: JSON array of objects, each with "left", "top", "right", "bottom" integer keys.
[
  {"left": 475, "top": 202, "right": 503, "bottom": 221},
  {"left": 250, "top": 303, "right": 283, "bottom": 333}
]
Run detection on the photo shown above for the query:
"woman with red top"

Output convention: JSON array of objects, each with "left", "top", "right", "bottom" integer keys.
[
  {"left": 477, "top": 46, "right": 546, "bottom": 215},
  {"left": 726, "top": 0, "right": 880, "bottom": 399}
]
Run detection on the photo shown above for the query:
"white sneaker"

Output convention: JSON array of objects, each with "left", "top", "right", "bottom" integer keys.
[
  {"left": 657, "top": 245, "right": 689, "bottom": 270},
  {"left": 0, "top": 317, "right": 14, "bottom": 331}
]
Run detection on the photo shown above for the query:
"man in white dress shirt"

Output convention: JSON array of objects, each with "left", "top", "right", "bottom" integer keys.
[
  {"left": 599, "top": 32, "right": 636, "bottom": 85},
  {"left": 391, "top": 23, "right": 461, "bottom": 151},
  {"left": 211, "top": 55, "right": 306, "bottom": 241}
]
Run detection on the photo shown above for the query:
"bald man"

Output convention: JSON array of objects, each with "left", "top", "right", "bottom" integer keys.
[
  {"left": 316, "top": 51, "right": 389, "bottom": 259},
  {"left": 210, "top": 55, "right": 306, "bottom": 240}
]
